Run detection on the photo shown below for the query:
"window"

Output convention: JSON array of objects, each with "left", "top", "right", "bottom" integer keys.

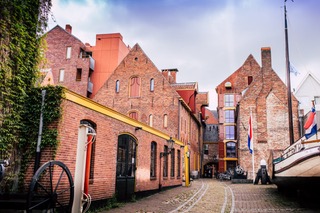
[
  {"left": 177, "top": 150, "right": 181, "bottom": 177},
  {"left": 225, "top": 125, "right": 235, "bottom": 140},
  {"left": 115, "top": 80, "right": 120, "bottom": 93},
  {"left": 66, "top": 47, "right": 72, "bottom": 59},
  {"left": 129, "top": 111, "right": 138, "bottom": 120},
  {"left": 226, "top": 142, "right": 237, "bottom": 158},
  {"left": 150, "top": 78, "right": 154, "bottom": 92},
  {"left": 130, "top": 76, "right": 140, "bottom": 97},
  {"left": 224, "top": 94, "right": 234, "bottom": 107},
  {"left": 204, "top": 144, "right": 209, "bottom": 155},
  {"left": 59, "top": 69, "right": 65, "bottom": 82},
  {"left": 76, "top": 68, "right": 82, "bottom": 81},
  {"left": 225, "top": 110, "right": 235, "bottom": 123},
  {"left": 163, "top": 114, "right": 168, "bottom": 128},
  {"left": 248, "top": 76, "right": 253, "bottom": 85},
  {"left": 163, "top": 146, "right": 168, "bottom": 177},
  {"left": 150, "top": 142, "right": 157, "bottom": 178},
  {"left": 170, "top": 148, "right": 175, "bottom": 177},
  {"left": 149, "top": 114, "right": 153, "bottom": 127}
]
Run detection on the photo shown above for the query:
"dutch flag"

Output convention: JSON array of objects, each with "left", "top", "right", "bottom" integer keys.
[
  {"left": 304, "top": 107, "right": 317, "bottom": 139},
  {"left": 248, "top": 114, "right": 253, "bottom": 154}
]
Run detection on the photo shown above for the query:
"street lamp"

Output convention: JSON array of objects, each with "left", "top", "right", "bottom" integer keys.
[{"left": 160, "top": 137, "right": 175, "bottom": 158}]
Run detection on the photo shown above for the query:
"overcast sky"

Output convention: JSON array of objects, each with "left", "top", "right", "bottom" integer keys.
[{"left": 47, "top": 0, "right": 320, "bottom": 109}]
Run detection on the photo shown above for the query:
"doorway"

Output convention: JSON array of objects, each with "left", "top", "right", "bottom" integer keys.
[{"left": 116, "top": 134, "right": 136, "bottom": 200}]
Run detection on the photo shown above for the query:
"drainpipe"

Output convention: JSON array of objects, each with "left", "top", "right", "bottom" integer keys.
[{"left": 34, "top": 90, "right": 46, "bottom": 174}]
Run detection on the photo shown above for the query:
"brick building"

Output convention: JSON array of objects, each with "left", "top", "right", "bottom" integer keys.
[
  {"left": 215, "top": 52, "right": 261, "bottom": 172},
  {"left": 44, "top": 25, "right": 95, "bottom": 97},
  {"left": 41, "top": 25, "right": 209, "bottom": 205},
  {"left": 237, "top": 47, "right": 299, "bottom": 179},
  {"left": 93, "top": 44, "right": 206, "bottom": 178},
  {"left": 215, "top": 47, "right": 299, "bottom": 177},
  {"left": 202, "top": 109, "right": 219, "bottom": 177}
]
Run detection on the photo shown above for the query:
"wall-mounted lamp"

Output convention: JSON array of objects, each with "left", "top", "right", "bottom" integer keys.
[
  {"left": 160, "top": 137, "right": 175, "bottom": 158},
  {"left": 135, "top": 127, "right": 142, "bottom": 131}
]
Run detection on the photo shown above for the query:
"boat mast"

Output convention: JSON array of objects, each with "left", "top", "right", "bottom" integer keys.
[{"left": 284, "top": 0, "right": 294, "bottom": 145}]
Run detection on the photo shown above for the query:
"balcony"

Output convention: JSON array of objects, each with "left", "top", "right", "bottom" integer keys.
[
  {"left": 88, "top": 81, "right": 93, "bottom": 93},
  {"left": 89, "top": 56, "right": 95, "bottom": 71}
]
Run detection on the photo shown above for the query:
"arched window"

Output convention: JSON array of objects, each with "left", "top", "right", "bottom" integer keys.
[
  {"left": 226, "top": 142, "right": 237, "bottom": 158},
  {"left": 150, "top": 142, "right": 157, "bottom": 178},
  {"left": 130, "top": 76, "right": 140, "bottom": 97},
  {"left": 170, "top": 148, "right": 175, "bottom": 177},
  {"left": 129, "top": 111, "right": 138, "bottom": 120},
  {"left": 149, "top": 114, "right": 153, "bottom": 127},
  {"left": 163, "top": 146, "right": 168, "bottom": 177},
  {"left": 115, "top": 80, "right": 120, "bottom": 93},
  {"left": 177, "top": 150, "right": 181, "bottom": 177},
  {"left": 163, "top": 114, "right": 168, "bottom": 128},
  {"left": 150, "top": 78, "right": 154, "bottom": 92}
]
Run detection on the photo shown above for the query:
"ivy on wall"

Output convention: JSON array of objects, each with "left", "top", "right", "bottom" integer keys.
[
  {"left": 18, "top": 86, "right": 63, "bottom": 189},
  {"left": 0, "top": 0, "right": 53, "bottom": 192}
]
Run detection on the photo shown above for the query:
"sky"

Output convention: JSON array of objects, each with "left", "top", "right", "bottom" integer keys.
[{"left": 47, "top": 0, "right": 320, "bottom": 109}]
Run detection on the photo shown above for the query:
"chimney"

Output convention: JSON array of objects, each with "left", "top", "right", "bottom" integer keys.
[
  {"left": 162, "top": 68, "right": 178, "bottom": 84},
  {"left": 261, "top": 47, "right": 271, "bottom": 69},
  {"left": 65, "top": 24, "right": 72, "bottom": 34}
]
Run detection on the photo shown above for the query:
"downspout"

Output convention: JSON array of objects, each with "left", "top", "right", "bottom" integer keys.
[{"left": 34, "top": 90, "right": 46, "bottom": 174}]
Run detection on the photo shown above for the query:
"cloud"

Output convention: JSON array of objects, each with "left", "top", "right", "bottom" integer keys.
[{"left": 48, "top": 0, "right": 320, "bottom": 109}]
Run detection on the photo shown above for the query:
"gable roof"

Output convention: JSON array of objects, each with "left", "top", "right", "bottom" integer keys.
[
  {"left": 294, "top": 71, "right": 320, "bottom": 95},
  {"left": 205, "top": 109, "right": 218, "bottom": 125},
  {"left": 215, "top": 54, "right": 261, "bottom": 93},
  {"left": 45, "top": 25, "right": 85, "bottom": 46}
]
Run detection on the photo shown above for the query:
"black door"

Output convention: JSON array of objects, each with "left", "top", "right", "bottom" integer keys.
[{"left": 116, "top": 134, "right": 136, "bottom": 200}]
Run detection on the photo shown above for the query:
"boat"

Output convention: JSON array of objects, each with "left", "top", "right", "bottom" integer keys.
[
  {"left": 271, "top": 129, "right": 320, "bottom": 191},
  {"left": 270, "top": 1, "right": 320, "bottom": 192}
]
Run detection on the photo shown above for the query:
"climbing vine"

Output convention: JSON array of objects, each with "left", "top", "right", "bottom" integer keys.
[
  {"left": 18, "top": 86, "right": 63, "bottom": 189},
  {"left": 0, "top": 0, "right": 53, "bottom": 192}
]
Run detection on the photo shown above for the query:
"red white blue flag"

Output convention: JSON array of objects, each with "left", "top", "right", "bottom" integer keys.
[
  {"left": 248, "top": 115, "right": 253, "bottom": 154},
  {"left": 304, "top": 107, "right": 317, "bottom": 139}
]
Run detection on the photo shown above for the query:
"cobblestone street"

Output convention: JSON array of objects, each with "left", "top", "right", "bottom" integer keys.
[{"left": 102, "top": 179, "right": 320, "bottom": 213}]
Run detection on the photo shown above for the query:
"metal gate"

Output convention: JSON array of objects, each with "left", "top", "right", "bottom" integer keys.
[{"left": 116, "top": 134, "right": 136, "bottom": 200}]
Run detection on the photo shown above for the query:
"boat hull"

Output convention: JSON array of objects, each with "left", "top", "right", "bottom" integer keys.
[{"left": 272, "top": 145, "right": 320, "bottom": 190}]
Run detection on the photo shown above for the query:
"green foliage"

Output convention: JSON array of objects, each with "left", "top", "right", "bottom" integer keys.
[
  {"left": 18, "top": 86, "right": 63, "bottom": 188},
  {"left": 0, "top": 0, "right": 53, "bottom": 192}
]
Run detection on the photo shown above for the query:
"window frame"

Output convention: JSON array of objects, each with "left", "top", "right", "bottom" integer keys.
[
  {"left": 150, "top": 142, "right": 157, "bottom": 178},
  {"left": 226, "top": 141, "right": 237, "bottom": 158},
  {"left": 130, "top": 76, "right": 141, "bottom": 98},
  {"left": 225, "top": 125, "right": 235, "bottom": 140},
  {"left": 59, "top": 69, "right": 65, "bottom": 82},
  {"left": 66, "top": 46, "right": 72, "bottom": 59},
  {"left": 150, "top": 78, "right": 154, "bottom": 92},
  {"left": 177, "top": 150, "right": 181, "bottom": 178},
  {"left": 225, "top": 110, "right": 235, "bottom": 123},
  {"left": 115, "top": 80, "right": 120, "bottom": 93},
  {"left": 224, "top": 94, "right": 234, "bottom": 107},
  {"left": 163, "top": 146, "right": 168, "bottom": 178},
  {"left": 170, "top": 148, "right": 175, "bottom": 178}
]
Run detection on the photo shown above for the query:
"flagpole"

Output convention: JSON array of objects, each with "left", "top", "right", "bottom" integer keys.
[{"left": 251, "top": 108, "right": 255, "bottom": 183}]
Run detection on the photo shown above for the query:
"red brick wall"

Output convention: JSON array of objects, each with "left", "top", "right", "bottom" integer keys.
[
  {"left": 238, "top": 48, "right": 300, "bottom": 178},
  {"left": 53, "top": 98, "right": 183, "bottom": 201},
  {"left": 45, "top": 26, "right": 90, "bottom": 97}
]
